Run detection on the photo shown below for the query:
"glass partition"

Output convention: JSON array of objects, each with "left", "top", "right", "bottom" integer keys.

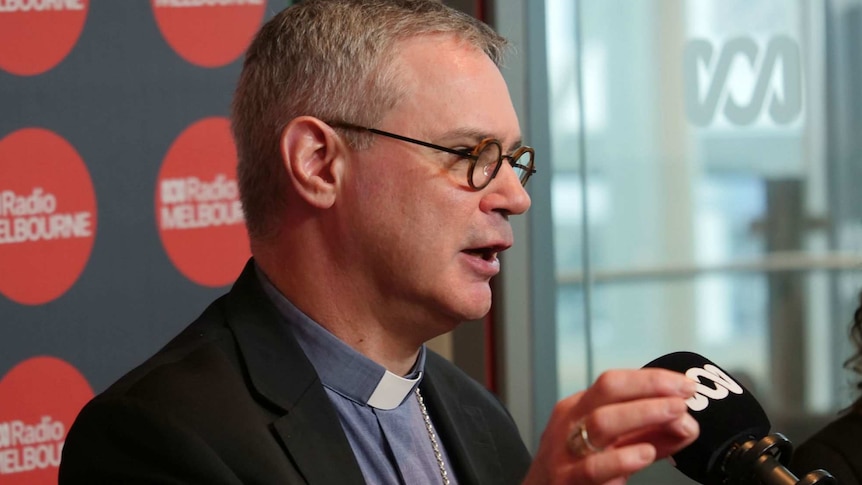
[{"left": 537, "top": 0, "right": 862, "bottom": 482}]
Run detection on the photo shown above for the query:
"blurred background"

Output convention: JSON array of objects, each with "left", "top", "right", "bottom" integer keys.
[
  {"left": 3, "top": 1, "right": 862, "bottom": 484},
  {"left": 492, "top": 0, "right": 862, "bottom": 482}
]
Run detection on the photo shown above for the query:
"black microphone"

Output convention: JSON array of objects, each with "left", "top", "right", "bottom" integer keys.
[{"left": 643, "top": 352, "right": 837, "bottom": 485}]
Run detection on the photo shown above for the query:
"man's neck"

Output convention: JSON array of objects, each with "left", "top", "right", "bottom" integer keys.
[{"left": 254, "top": 250, "right": 429, "bottom": 376}]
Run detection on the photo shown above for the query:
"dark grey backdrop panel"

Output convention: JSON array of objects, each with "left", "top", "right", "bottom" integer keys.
[
  {"left": 0, "top": 1, "right": 284, "bottom": 392},
  {"left": 1, "top": 0, "right": 484, "bottom": 394},
  {"left": 0, "top": 3, "right": 488, "bottom": 480}
]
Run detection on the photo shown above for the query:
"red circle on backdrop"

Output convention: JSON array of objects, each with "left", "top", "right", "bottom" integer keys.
[
  {"left": 0, "top": 128, "right": 97, "bottom": 305},
  {"left": 156, "top": 117, "right": 250, "bottom": 287},
  {"left": 0, "top": 356, "right": 94, "bottom": 482},
  {"left": 0, "top": 0, "right": 89, "bottom": 76},
  {"left": 150, "top": 0, "right": 266, "bottom": 68}
]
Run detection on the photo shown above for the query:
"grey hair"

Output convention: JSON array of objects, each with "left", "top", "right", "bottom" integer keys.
[{"left": 232, "top": 0, "right": 508, "bottom": 241}]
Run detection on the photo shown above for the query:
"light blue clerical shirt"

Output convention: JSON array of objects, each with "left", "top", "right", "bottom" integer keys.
[{"left": 257, "top": 267, "right": 458, "bottom": 485}]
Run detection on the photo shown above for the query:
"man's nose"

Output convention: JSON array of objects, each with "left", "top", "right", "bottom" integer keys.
[{"left": 480, "top": 162, "right": 532, "bottom": 216}]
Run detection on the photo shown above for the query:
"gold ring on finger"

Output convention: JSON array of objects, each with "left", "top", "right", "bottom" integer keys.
[{"left": 567, "top": 419, "right": 603, "bottom": 457}]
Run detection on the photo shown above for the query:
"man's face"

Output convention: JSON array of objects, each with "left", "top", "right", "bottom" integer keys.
[{"left": 337, "top": 34, "right": 531, "bottom": 336}]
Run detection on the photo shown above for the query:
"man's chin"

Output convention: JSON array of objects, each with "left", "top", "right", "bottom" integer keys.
[
  {"left": 453, "top": 294, "right": 493, "bottom": 321},
  {"left": 433, "top": 280, "right": 493, "bottom": 321}
]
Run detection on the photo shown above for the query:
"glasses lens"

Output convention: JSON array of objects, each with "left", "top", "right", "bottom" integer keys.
[
  {"left": 471, "top": 141, "right": 502, "bottom": 189},
  {"left": 510, "top": 148, "right": 535, "bottom": 186}
]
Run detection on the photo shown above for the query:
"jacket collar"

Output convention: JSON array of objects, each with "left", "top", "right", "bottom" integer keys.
[
  {"left": 222, "top": 260, "right": 366, "bottom": 485},
  {"left": 222, "top": 259, "right": 498, "bottom": 484},
  {"left": 421, "top": 354, "right": 501, "bottom": 484}
]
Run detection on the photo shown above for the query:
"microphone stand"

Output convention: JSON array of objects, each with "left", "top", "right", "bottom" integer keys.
[{"left": 723, "top": 433, "right": 838, "bottom": 485}]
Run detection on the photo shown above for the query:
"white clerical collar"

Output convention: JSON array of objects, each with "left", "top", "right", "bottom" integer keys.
[{"left": 367, "top": 370, "right": 422, "bottom": 410}]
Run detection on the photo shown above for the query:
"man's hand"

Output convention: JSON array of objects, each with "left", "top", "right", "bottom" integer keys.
[{"left": 522, "top": 368, "right": 699, "bottom": 485}]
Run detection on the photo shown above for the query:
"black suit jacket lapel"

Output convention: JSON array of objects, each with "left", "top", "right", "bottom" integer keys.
[
  {"left": 224, "top": 261, "right": 366, "bottom": 485},
  {"left": 421, "top": 361, "right": 502, "bottom": 485}
]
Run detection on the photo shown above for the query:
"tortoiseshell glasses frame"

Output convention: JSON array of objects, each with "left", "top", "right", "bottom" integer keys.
[{"left": 327, "top": 121, "right": 536, "bottom": 190}]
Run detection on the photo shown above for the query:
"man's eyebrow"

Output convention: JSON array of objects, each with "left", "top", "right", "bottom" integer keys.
[
  {"left": 438, "top": 128, "right": 524, "bottom": 152},
  {"left": 506, "top": 139, "right": 525, "bottom": 153}
]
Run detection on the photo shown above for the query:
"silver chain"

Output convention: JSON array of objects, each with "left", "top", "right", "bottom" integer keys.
[{"left": 414, "top": 387, "right": 451, "bottom": 485}]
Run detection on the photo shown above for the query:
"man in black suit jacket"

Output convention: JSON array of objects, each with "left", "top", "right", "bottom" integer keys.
[
  {"left": 60, "top": 1, "right": 700, "bottom": 483},
  {"left": 59, "top": 261, "right": 532, "bottom": 484}
]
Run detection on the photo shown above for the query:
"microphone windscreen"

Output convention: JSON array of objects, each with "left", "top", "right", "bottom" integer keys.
[{"left": 643, "top": 351, "right": 770, "bottom": 485}]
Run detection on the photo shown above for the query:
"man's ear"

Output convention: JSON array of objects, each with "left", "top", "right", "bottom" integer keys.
[{"left": 280, "top": 116, "right": 345, "bottom": 208}]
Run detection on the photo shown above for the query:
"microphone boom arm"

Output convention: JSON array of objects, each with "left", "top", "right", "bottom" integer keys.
[{"left": 723, "top": 433, "right": 838, "bottom": 485}]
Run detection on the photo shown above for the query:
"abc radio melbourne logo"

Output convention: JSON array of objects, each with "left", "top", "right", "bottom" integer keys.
[
  {"left": 684, "top": 35, "right": 802, "bottom": 127},
  {"left": 156, "top": 117, "right": 250, "bottom": 287},
  {"left": 0, "top": 128, "right": 97, "bottom": 305},
  {"left": 0, "top": 0, "right": 89, "bottom": 76},
  {"left": 0, "top": 357, "right": 93, "bottom": 483},
  {"left": 0, "top": 416, "right": 65, "bottom": 475}
]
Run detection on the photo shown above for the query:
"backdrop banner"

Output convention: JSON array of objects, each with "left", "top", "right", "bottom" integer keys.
[{"left": 0, "top": 2, "right": 276, "bottom": 482}]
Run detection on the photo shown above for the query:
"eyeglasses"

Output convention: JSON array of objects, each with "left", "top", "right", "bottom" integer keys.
[{"left": 327, "top": 121, "right": 536, "bottom": 190}]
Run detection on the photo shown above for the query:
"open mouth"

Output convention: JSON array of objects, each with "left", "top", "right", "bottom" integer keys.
[{"left": 464, "top": 246, "right": 500, "bottom": 262}]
